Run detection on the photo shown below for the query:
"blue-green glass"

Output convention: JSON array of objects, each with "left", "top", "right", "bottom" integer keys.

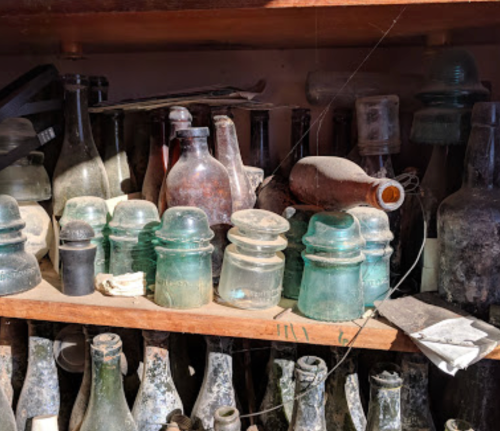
[
  {"left": 154, "top": 207, "right": 214, "bottom": 309},
  {"left": 109, "top": 200, "right": 160, "bottom": 288},
  {"left": 298, "top": 212, "right": 365, "bottom": 322},
  {"left": 60, "top": 196, "right": 110, "bottom": 275},
  {"left": 348, "top": 207, "right": 393, "bottom": 307}
]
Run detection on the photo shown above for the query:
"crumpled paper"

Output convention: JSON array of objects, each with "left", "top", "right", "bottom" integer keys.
[{"left": 95, "top": 272, "right": 146, "bottom": 297}]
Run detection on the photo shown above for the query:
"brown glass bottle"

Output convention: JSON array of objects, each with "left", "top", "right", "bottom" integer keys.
[{"left": 250, "top": 110, "right": 273, "bottom": 176}]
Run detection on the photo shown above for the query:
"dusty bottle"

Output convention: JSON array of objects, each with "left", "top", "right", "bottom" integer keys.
[
  {"left": 214, "top": 406, "right": 241, "bottom": 431},
  {"left": 366, "top": 363, "right": 402, "bottom": 431},
  {"left": 132, "top": 331, "right": 183, "bottom": 431},
  {"left": 281, "top": 108, "right": 311, "bottom": 177},
  {"left": 0, "top": 385, "right": 16, "bottom": 431},
  {"left": 32, "top": 415, "right": 59, "bottom": 431},
  {"left": 325, "top": 347, "right": 366, "bottom": 431},
  {"left": 438, "top": 102, "right": 500, "bottom": 318},
  {"left": 104, "top": 111, "right": 135, "bottom": 197},
  {"left": 444, "top": 420, "right": 473, "bottom": 431},
  {"left": 16, "top": 321, "right": 60, "bottom": 431},
  {"left": 79, "top": 333, "right": 137, "bottom": 431},
  {"left": 290, "top": 356, "right": 327, "bottom": 431},
  {"left": 400, "top": 353, "right": 435, "bottom": 431},
  {"left": 260, "top": 342, "right": 296, "bottom": 431},
  {"left": 250, "top": 110, "right": 273, "bottom": 176},
  {"left": 290, "top": 157, "right": 404, "bottom": 212},
  {"left": 214, "top": 115, "right": 256, "bottom": 212},
  {"left": 52, "top": 74, "right": 110, "bottom": 216},
  {"left": 143, "top": 109, "right": 168, "bottom": 204},
  {"left": 192, "top": 336, "right": 236, "bottom": 431},
  {"left": 89, "top": 76, "right": 109, "bottom": 157}
]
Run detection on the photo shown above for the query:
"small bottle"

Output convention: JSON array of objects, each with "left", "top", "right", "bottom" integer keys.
[
  {"left": 250, "top": 110, "right": 273, "bottom": 176},
  {"left": 219, "top": 209, "right": 290, "bottom": 310},
  {"left": 132, "top": 331, "right": 183, "bottom": 431},
  {"left": 281, "top": 108, "right": 311, "bottom": 177},
  {"left": 331, "top": 109, "right": 353, "bottom": 157},
  {"left": 0, "top": 385, "right": 16, "bottom": 431},
  {"left": 59, "top": 221, "right": 96, "bottom": 296},
  {"left": 214, "top": 115, "right": 256, "bottom": 212},
  {"left": 298, "top": 212, "right": 365, "bottom": 322},
  {"left": 366, "top": 363, "right": 403, "bottom": 431},
  {"left": 154, "top": 207, "right": 214, "bottom": 309},
  {"left": 52, "top": 74, "right": 110, "bottom": 216},
  {"left": 214, "top": 406, "right": 241, "bottom": 431},
  {"left": 32, "top": 415, "right": 59, "bottom": 431},
  {"left": 348, "top": 207, "right": 393, "bottom": 307},
  {"left": 60, "top": 196, "right": 110, "bottom": 275},
  {"left": 103, "top": 111, "right": 135, "bottom": 198},
  {"left": 445, "top": 420, "right": 474, "bottom": 431},
  {"left": 260, "top": 342, "right": 296, "bottom": 431},
  {"left": 79, "top": 333, "right": 137, "bottom": 431},
  {"left": 16, "top": 321, "right": 60, "bottom": 431},
  {"left": 290, "top": 356, "right": 327, "bottom": 431},
  {"left": 192, "top": 336, "right": 236, "bottom": 431},
  {"left": 289, "top": 157, "right": 404, "bottom": 212},
  {"left": 282, "top": 205, "right": 321, "bottom": 300}
]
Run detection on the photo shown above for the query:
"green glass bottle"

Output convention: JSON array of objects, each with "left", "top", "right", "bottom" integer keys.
[
  {"left": 298, "top": 212, "right": 365, "bottom": 322},
  {"left": 79, "top": 333, "right": 137, "bottom": 431},
  {"left": 154, "top": 207, "right": 214, "bottom": 309}
]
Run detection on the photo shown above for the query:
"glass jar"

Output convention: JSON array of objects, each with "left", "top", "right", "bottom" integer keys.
[
  {"left": 109, "top": 200, "right": 160, "bottom": 288},
  {"left": 154, "top": 207, "right": 214, "bottom": 309},
  {"left": 298, "top": 212, "right": 365, "bottom": 322},
  {"left": 219, "top": 209, "right": 290, "bottom": 310},
  {"left": 60, "top": 197, "right": 110, "bottom": 275}
]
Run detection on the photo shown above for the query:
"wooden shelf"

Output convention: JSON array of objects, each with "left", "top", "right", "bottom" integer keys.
[
  {"left": 0, "top": 261, "right": 497, "bottom": 359},
  {"left": 0, "top": 1, "right": 499, "bottom": 53}
]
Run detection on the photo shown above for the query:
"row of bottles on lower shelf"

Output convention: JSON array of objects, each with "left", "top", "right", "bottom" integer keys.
[{"left": 0, "top": 318, "right": 482, "bottom": 431}]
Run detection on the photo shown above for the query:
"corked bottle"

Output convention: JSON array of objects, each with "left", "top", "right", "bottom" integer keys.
[
  {"left": 290, "top": 156, "right": 404, "bottom": 212},
  {"left": 191, "top": 336, "right": 236, "bottom": 431},
  {"left": 16, "top": 321, "right": 60, "bottom": 431},
  {"left": 132, "top": 331, "right": 183, "bottom": 431},
  {"left": 214, "top": 406, "right": 241, "bottom": 431},
  {"left": 79, "top": 333, "right": 137, "bottom": 431},
  {"left": 289, "top": 356, "right": 328, "bottom": 431},
  {"left": 89, "top": 76, "right": 109, "bottom": 157},
  {"left": 214, "top": 115, "right": 256, "bottom": 212}
]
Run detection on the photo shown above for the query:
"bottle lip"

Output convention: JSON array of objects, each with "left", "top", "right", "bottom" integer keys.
[
  {"left": 214, "top": 406, "right": 240, "bottom": 424},
  {"left": 169, "top": 106, "right": 193, "bottom": 122},
  {"left": 370, "top": 362, "right": 402, "bottom": 389},
  {"left": 62, "top": 74, "right": 89, "bottom": 86},
  {"left": 92, "top": 333, "right": 122, "bottom": 358},
  {"left": 376, "top": 180, "right": 405, "bottom": 212},
  {"left": 176, "top": 126, "right": 210, "bottom": 139},
  {"left": 213, "top": 114, "right": 234, "bottom": 126}
]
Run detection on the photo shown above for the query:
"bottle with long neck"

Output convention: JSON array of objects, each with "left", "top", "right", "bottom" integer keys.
[
  {"left": 104, "top": 111, "right": 135, "bottom": 197},
  {"left": 89, "top": 75, "right": 109, "bottom": 158},
  {"left": 132, "top": 331, "right": 183, "bottom": 431},
  {"left": 0, "top": 384, "right": 15, "bottom": 431},
  {"left": 52, "top": 74, "right": 110, "bottom": 216},
  {"left": 79, "top": 333, "right": 137, "bottom": 431},
  {"left": 290, "top": 356, "right": 327, "bottom": 431},
  {"left": 281, "top": 108, "right": 311, "bottom": 178},
  {"left": 331, "top": 108, "right": 353, "bottom": 157},
  {"left": 191, "top": 336, "right": 236, "bottom": 431},
  {"left": 290, "top": 156, "right": 404, "bottom": 212},
  {"left": 16, "top": 321, "right": 60, "bottom": 431},
  {"left": 250, "top": 110, "right": 273, "bottom": 176}
]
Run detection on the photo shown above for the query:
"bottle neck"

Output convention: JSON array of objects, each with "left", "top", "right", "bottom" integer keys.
[
  {"left": 290, "top": 117, "right": 310, "bottom": 164},
  {"left": 63, "top": 84, "right": 94, "bottom": 145},
  {"left": 90, "top": 352, "right": 124, "bottom": 405},
  {"left": 332, "top": 109, "right": 353, "bottom": 157},
  {"left": 360, "top": 154, "right": 395, "bottom": 179},
  {"left": 105, "top": 112, "right": 126, "bottom": 156},
  {"left": 180, "top": 136, "right": 210, "bottom": 158},
  {"left": 250, "top": 112, "right": 271, "bottom": 175},
  {"left": 170, "top": 120, "right": 191, "bottom": 142},
  {"left": 366, "top": 384, "right": 402, "bottom": 431}
]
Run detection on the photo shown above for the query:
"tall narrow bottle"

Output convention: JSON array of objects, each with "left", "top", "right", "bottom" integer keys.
[
  {"left": 191, "top": 337, "right": 236, "bottom": 431},
  {"left": 281, "top": 108, "right": 311, "bottom": 177},
  {"left": 104, "top": 111, "right": 135, "bottom": 197},
  {"left": 250, "top": 110, "right": 273, "bottom": 176},
  {"left": 16, "top": 321, "right": 60, "bottom": 431},
  {"left": 0, "top": 385, "right": 16, "bottom": 431},
  {"left": 366, "top": 363, "right": 402, "bottom": 431},
  {"left": 79, "top": 333, "right": 137, "bottom": 431},
  {"left": 132, "top": 331, "right": 183, "bottom": 431},
  {"left": 89, "top": 76, "right": 109, "bottom": 158},
  {"left": 290, "top": 356, "right": 327, "bottom": 431},
  {"left": 331, "top": 108, "right": 353, "bottom": 157},
  {"left": 52, "top": 74, "right": 110, "bottom": 216}
]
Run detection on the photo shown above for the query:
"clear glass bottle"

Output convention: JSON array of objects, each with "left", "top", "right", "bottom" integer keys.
[
  {"left": 331, "top": 108, "right": 353, "bottom": 157},
  {"left": 219, "top": 209, "right": 290, "bottom": 310},
  {"left": 290, "top": 356, "right": 327, "bottom": 431},
  {"left": 16, "top": 321, "right": 59, "bottom": 431},
  {"left": 298, "top": 212, "right": 365, "bottom": 322},
  {"left": 52, "top": 74, "right": 110, "bottom": 216},
  {"left": 79, "top": 333, "right": 137, "bottom": 431},
  {"left": 214, "top": 406, "right": 241, "bottom": 431},
  {"left": 411, "top": 48, "right": 489, "bottom": 293},
  {"left": 366, "top": 363, "right": 403, "bottom": 431},
  {"left": 260, "top": 342, "right": 296, "bottom": 431},
  {"left": 132, "top": 331, "right": 183, "bottom": 431},
  {"left": 104, "top": 111, "right": 135, "bottom": 198},
  {"left": 250, "top": 110, "right": 273, "bottom": 176},
  {"left": 290, "top": 157, "right": 404, "bottom": 212},
  {"left": 214, "top": 115, "right": 256, "bottom": 212},
  {"left": 154, "top": 207, "right": 214, "bottom": 309},
  {"left": 281, "top": 108, "right": 311, "bottom": 178},
  {"left": 445, "top": 420, "right": 473, "bottom": 431},
  {"left": 60, "top": 196, "right": 110, "bottom": 275},
  {"left": 192, "top": 336, "right": 236, "bottom": 431},
  {"left": 109, "top": 200, "right": 160, "bottom": 289},
  {"left": 347, "top": 207, "right": 393, "bottom": 307}
]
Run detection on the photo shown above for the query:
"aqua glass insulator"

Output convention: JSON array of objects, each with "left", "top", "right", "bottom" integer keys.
[
  {"left": 60, "top": 197, "right": 110, "bottom": 275},
  {"left": 154, "top": 207, "right": 214, "bottom": 309},
  {"left": 0, "top": 195, "right": 41, "bottom": 296},
  {"left": 219, "top": 209, "right": 290, "bottom": 310},
  {"left": 109, "top": 200, "right": 160, "bottom": 288},
  {"left": 298, "top": 212, "right": 365, "bottom": 322},
  {"left": 348, "top": 207, "right": 393, "bottom": 307}
]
